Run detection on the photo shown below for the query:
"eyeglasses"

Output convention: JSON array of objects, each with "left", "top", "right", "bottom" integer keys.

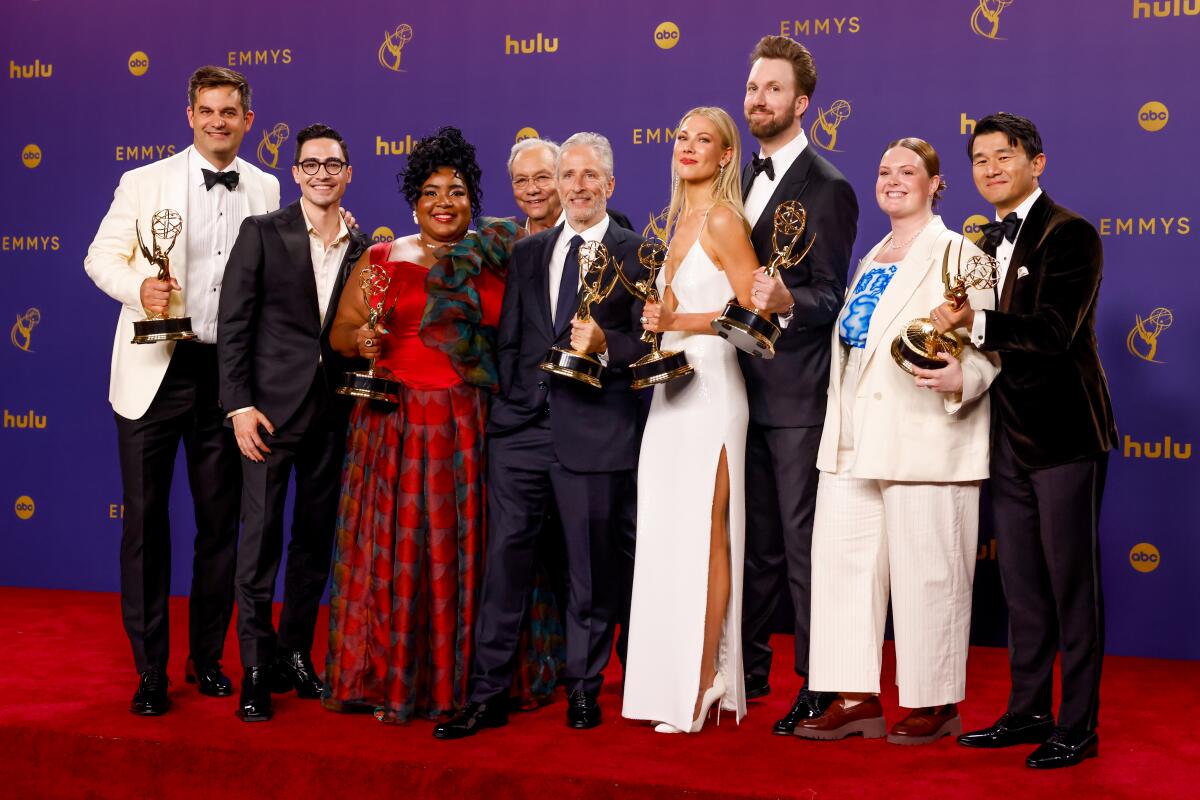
[
  {"left": 297, "top": 158, "right": 347, "bottom": 176},
  {"left": 511, "top": 174, "right": 555, "bottom": 191}
]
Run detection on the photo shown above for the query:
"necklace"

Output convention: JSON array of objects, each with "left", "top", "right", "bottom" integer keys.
[
  {"left": 884, "top": 217, "right": 933, "bottom": 252},
  {"left": 418, "top": 233, "right": 461, "bottom": 251}
]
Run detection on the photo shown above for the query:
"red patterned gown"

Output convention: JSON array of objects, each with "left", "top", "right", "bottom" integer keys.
[{"left": 323, "top": 232, "right": 561, "bottom": 723}]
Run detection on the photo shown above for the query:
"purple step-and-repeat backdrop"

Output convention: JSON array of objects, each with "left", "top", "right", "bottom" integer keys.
[{"left": 1, "top": 1, "right": 1195, "bottom": 659}]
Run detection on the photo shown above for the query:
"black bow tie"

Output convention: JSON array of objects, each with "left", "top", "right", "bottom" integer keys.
[
  {"left": 202, "top": 168, "right": 239, "bottom": 191},
  {"left": 980, "top": 212, "right": 1020, "bottom": 249},
  {"left": 750, "top": 154, "right": 775, "bottom": 181}
]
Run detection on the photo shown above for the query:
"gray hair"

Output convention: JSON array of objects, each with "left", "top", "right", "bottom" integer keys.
[
  {"left": 507, "top": 137, "right": 560, "bottom": 176},
  {"left": 558, "top": 132, "right": 614, "bottom": 178}
]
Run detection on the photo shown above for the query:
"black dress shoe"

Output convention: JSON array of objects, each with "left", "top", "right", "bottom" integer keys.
[
  {"left": 773, "top": 686, "right": 836, "bottom": 735},
  {"left": 566, "top": 689, "right": 602, "bottom": 729},
  {"left": 272, "top": 650, "right": 323, "bottom": 699},
  {"left": 130, "top": 667, "right": 170, "bottom": 716},
  {"left": 237, "top": 667, "right": 274, "bottom": 722},
  {"left": 432, "top": 701, "right": 508, "bottom": 740},
  {"left": 958, "top": 711, "right": 1055, "bottom": 748},
  {"left": 745, "top": 674, "right": 771, "bottom": 700},
  {"left": 186, "top": 657, "right": 234, "bottom": 697},
  {"left": 1026, "top": 728, "right": 1099, "bottom": 769}
]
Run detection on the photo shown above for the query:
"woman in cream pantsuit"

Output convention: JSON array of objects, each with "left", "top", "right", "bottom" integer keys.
[{"left": 794, "top": 138, "right": 999, "bottom": 746}]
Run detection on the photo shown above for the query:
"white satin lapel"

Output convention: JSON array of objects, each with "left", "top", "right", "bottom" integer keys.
[
  {"left": 236, "top": 157, "right": 272, "bottom": 215},
  {"left": 860, "top": 219, "right": 948, "bottom": 368},
  {"left": 157, "top": 147, "right": 191, "bottom": 290}
]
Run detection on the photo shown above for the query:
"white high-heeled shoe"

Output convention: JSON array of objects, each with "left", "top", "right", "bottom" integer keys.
[{"left": 653, "top": 674, "right": 726, "bottom": 734}]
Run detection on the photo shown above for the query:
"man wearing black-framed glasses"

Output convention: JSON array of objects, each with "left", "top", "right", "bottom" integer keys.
[{"left": 218, "top": 122, "right": 368, "bottom": 721}]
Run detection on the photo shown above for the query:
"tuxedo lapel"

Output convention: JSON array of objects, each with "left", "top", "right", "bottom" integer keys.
[
  {"left": 1001, "top": 192, "right": 1052, "bottom": 311},
  {"left": 274, "top": 202, "right": 319, "bottom": 328},
  {"left": 235, "top": 157, "right": 271, "bottom": 215},
  {"left": 740, "top": 162, "right": 755, "bottom": 200},
  {"left": 532, "top": 224, "right": 560, "bottom": 339},
  {"left": 159, "top": 148, "right": 191, "bottom": 290}
]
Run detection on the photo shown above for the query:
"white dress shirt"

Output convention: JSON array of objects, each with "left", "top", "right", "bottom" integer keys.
[
  {"left": 300, "top": 198, "right": 351, "bottom": 324},
  {"left": 185, "top": 149, "right": 249, "bottom": 343},
  {"left": 743, "top": 129, "right": 809, "bottom": 230},
  {"left": 970, "top": 187, "right": 1042, "bottom": 345}
]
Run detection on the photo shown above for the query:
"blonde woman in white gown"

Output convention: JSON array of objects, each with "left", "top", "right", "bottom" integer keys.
[{"left": 621, "top": 107, "right": 759, "bottom": 734}]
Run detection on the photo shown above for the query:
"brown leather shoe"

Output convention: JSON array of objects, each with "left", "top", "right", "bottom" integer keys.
[
  {"left": 793, "top": 695, "right": 886, "bottom": 740},
  {"left": 887, "top": 704, "right": 962, "bottom": 745}
]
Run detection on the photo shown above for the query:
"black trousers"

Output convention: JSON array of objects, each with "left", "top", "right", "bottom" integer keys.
[
  {"left": 470, "top": 417, "right": 632, "bottom": 702},
  {"left": 115, "top": 341, "right": 240, "bottom": 673},
  {"left": 740, "top": 423, "right": 823, "bottom": 681},
  {"left": 235, "top": 378, "right": 347, "bottom": 667},
  {"left": 992, "top": 431, "right": 1108, "bottom": 733}
]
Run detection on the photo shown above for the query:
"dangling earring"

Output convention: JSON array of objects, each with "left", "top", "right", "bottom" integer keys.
[
  {"left": 718, "top": 162, "right": 726, "bottom": 181},
  {"left": 412, "top": 210, "right": 418, "bottom": 224},
  {"left": 672, "top": 172, "right": 678, "bottom": 194}
]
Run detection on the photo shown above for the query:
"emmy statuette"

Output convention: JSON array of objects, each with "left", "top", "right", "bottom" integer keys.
[
  {"left": 131, "top": 209, "right": 198, "bottom": 344},
  {"left": 540, "top": 240, "right": 621, "bottom": 388},
  {"left": 337, "top": 263, "right": 402, "bottom": 403},
  {"left": 890, "top": 240, "right": 999, "bottom": 374},
  {"left": 615, "top": 237, "right": 693, "bottom": 389}
]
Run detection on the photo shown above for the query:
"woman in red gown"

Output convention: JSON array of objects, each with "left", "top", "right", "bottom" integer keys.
[{"left": 322, "top": 127, "right": 561, "bottom": 723}]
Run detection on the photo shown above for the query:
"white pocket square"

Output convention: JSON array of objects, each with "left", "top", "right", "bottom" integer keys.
[{"left": 1017, "top": 266, "right": 1030, "bottom": 279}]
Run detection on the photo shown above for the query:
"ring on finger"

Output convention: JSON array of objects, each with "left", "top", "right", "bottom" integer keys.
[
  {"left": 365, "top": 338, "right": 374, "bottom": 347},
  {"left": 640, "top": 316, "right": 647, "bottom": 324}
]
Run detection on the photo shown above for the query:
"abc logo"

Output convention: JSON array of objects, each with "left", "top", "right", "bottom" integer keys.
[
  {"left": 1129, "top": 542, "right": 1161, "bottom": 573},
  {"left": 962, "top": 214, "right": 990, "bottom": 244},
  {"left": 14, "top": 495, "right": 35, "bottom": 520},
  {"left": 371, "top": 226, "right": 395, "bottom": 244},
  {"left": 128, "top": 51, "right": 150, "bottom": 77},
  {"left": 1138, "top": 101, "right": 1168, "bottom": 132},
  {"left": 515, "top": 126, "right": 540, "bottom": 143},
  {"left": 654, "top": 21, "right": 680, "bottom": 50},
  {"left": 22, "top": 144, "right": 42, "bottom": 169}
]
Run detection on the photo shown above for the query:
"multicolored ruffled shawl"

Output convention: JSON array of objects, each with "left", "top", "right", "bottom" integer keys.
[{"left": 419, "top": 216, "right": 520, "bottom": 391}]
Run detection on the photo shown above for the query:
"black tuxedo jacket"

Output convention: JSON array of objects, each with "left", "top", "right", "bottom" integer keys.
[
  {"left": 980, "top": 192, "right": 1116, "bottom": 469},
  {"left": 488, "top": 221, "right": 648, "bottom": 473},
  {"left": 739, "top": 146, "right": 859, "bottom": 427},
  {"left": 218, "top": 199, "right": 368, "bottom": 429}
]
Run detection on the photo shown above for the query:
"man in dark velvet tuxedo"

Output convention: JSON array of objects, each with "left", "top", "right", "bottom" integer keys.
[
  {"left": 218, "top": 124, "right": 367, "bottom": 722},
  {"left": 434, "top": 132, "right": 647, "bottom": 739},
  {"left": 933, "top": 113, "right": 1116, "bottom": 769},
  {"left": 735, "top": 35, "right": 859, "bottom": 732}
]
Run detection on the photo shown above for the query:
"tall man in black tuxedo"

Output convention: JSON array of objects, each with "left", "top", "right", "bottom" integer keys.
[
  {"left": 435, "top": 132, "right": 647, "bottom": 738},
  {"left": 934, "top": 113, "right": 1116, "bottom": 769},
  {"left": 735, "top": 36, "right": 859, "bottom": 731},
  {"left": 218, "top": 124, "right": 367, "bottom": 721}
]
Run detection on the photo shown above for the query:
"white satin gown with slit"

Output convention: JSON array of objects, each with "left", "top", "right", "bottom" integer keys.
[{"left": 621, "top": 235, "right": 748, "bottom": 730}]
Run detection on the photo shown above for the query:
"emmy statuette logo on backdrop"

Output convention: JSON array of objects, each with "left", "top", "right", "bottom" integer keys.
[
  {"left": 654, "top": 22, "right": 680, "bottom": 50},
  {"left": 1138, "top": 101, "right": 1169, "bottom": 131},
  {"left": 379, "top": 24, "right": 413, "bottom": 72},
  {"left": 257, "top": 123, "right": 291, "bottom": 170},
  {"left": 1126, "top": 306, "right": 1173, "bottom": 363},
  {"left": 11, "top": 308, "right": 40, "bottom": 353},
  {"left": 971, "top": 0, "right": 1013, "bottom": 40},
  {"left": 810, "top": 100, "right": 851, "bottom": 152},
  {"left": 128, "top": 51, "right": 149, "bottom": 76}
]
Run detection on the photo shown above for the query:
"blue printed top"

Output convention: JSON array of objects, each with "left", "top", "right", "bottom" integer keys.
[{"left": 837, "top": 264, "right": 898, "bottom": 348}]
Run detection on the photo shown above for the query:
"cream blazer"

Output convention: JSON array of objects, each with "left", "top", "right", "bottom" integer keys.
[
  {"left": 84, "top": 146, "right": 280, "bottom": 420},
  {"left": 815, "top": 218, "right": 1000, "bottom": 482}
]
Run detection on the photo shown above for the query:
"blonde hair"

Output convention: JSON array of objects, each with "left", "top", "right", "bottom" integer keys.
[{"left": 651, "top": 107, "right": 747, "bottom": 241}]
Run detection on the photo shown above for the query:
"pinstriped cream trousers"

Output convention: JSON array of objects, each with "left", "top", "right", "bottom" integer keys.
[{"left": 806, "top": 470, "right": 980, "bottom": 708}]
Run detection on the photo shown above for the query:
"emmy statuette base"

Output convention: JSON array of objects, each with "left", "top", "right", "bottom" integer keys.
[
  {"left": 540, "top": 347, "right": 603, "bottom": 388},
  {"left": 131, "top": 316, "right": 199, "bottom": 345},
  {"left": 890, "top": 318, "right": 964, "bottom": 375},
  {"left": 337, "top": 371, "right": 402, "bottom": 404},
  {"left": 630, "top": 349, "right": 693, "bottom": 390},
  {"left": 711, "top": 301, "right": 780, "bottom": 359}
]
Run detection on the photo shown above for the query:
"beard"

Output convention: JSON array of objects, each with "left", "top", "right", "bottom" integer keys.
[{"left": 746, "top": 110, "right": 793, "bottom": 141}]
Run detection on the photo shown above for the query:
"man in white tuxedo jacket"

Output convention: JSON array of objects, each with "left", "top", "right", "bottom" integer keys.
[{"left": 84, "top": 66, "right": 279, "bottom": 716}]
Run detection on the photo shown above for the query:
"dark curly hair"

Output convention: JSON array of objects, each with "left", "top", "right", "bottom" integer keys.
[{"left": 398, "top": 126, "right": 483, "bottom": 218}]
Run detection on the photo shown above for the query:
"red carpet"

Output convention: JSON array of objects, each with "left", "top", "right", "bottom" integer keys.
[{"left": 0, "top": 587, "right": 1195, "bottom": 799}]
